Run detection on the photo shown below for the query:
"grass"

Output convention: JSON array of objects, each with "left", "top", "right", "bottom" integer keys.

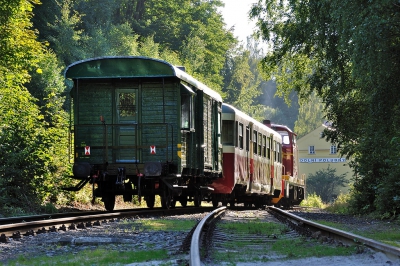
[
  {"left": 5, "top": 248, "right": 171, "bottom": 266},
  {"left": 219, "top": 219, "right": 288, "bottom": 235},
  {"left": 271, "top": 238, "right": 354, "bottom": 258},
  {"left": 315, "top": 220, "right": 400, "bottom": 248},
  {"left": 131, "top": 218, "right": 196, "bottom": 231},
  {"left": 211, "top": 220, "right": 358, "bottom": 264},
  {"left": 3, "top": 219, "right": 195, "bottom": 266}
]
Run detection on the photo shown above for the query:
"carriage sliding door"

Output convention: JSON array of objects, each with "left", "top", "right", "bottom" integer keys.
[{"left": 115, "top": 88, "right": 138, "bottom": 163}]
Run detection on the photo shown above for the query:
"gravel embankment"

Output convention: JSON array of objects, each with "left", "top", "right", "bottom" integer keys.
[
  {"left": 0, "top": 212, "right": 207, "bottom": 264},
  {"left": 1, "top": 208, "right": 399, "bottom": 265}
]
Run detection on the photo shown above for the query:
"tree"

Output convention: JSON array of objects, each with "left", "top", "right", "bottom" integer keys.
[
  {"left": 0, "top": 0, "right": 73, "bottom": 214},
  {"left": 45, "top": 0, "right": 87, "bottom": 65},
  {"left": 306, "top": 166, "right": 349, "bottom": 203},
  {"left": 251, "top": 0, "right": 400, "bottom": 215},
  {"left": 295, "top": 92, "right": 325, "bottom": 138},
  {"left": 1, "top": 0, "right": 42, "bottom": 87},
  {"left": 223, "top": 48, "right": 261, "bottom": 111},
  {"left": 26, "top": 50, "right": 72, "bottom": 202}
]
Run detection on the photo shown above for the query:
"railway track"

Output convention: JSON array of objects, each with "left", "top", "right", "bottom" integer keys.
[
  {"left": 190, "top": 207, "right": 400, "bottom": 265},
  {"left": 0, "top": 207, "right": 213, "bottom": 242},
  {"left": 1, "top": 206, "right": 400, "bottom": 265},
  {"left": 268, "top": 206, "right": 400, "bottom": 260}
]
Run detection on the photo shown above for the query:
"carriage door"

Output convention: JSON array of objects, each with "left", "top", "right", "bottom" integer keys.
[{"left": 115, "top": 88, "right": 138, "bottom": 163}]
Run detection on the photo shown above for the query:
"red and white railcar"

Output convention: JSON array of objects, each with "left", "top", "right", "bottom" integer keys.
[
  {"left": 266, "top": 122, "right": 305, "bottom": 207},
  {"left": 210, "top": 104, "right": 284, "bottom": 207}
]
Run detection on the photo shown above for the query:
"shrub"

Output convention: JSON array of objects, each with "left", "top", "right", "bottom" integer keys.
[
  {"left": 300, "top": 193, "right": 326, "bottom": 208},
  {"left": 326, "top": 193, "right": 351, "bottom": 214}
]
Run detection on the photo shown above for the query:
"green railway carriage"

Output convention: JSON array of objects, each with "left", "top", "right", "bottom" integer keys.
[{"left": 64, "top": 56, "right": 223, "bottom": 211}]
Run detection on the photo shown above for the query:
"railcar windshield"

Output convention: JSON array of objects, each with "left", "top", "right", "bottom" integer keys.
[{"left": 278, "top": 131, "right": 290, "bottom": 145}]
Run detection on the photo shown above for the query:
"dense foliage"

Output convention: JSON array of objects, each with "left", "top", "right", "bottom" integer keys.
[
  {"left": 306, "top": 166, "right": 349, "bottom": 203},
  {"left": 1, "top": 0, "right": 323, "bottom": 215},
  {"left": 0, "top": 0, "right": 71, "bottom": 215},
  {"left": 251, "top": 0, "right": 400, "bottom": 216}
]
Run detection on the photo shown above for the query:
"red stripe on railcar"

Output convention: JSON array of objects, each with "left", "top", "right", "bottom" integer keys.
[{"left": 211, "top": 152, "right": 235, "bottom": 194}]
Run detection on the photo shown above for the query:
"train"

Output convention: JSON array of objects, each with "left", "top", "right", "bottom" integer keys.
[{"left": 64, "top": 56, "right": 305, "bottom": 211}]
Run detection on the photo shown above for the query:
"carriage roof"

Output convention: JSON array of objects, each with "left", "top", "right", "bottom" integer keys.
[
  {"left": 222, "top": 104, "right": 282, "bottom": 140},
  {"left": 65, "top": 56, "right": 222, "bottom": 102}
]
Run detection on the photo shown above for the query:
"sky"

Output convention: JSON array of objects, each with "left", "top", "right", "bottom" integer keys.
[{"left": 219, "top": 0, "right": 259, "bottom": 44}]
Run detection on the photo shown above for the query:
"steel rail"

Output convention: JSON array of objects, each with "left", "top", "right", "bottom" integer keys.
[
  {"left": 268, "top": 206, "right": 400, "bottom": 260},
  {"left": 190, "top": 206, "right": 226, "bottom": 266},
  {"left": 0, "top": 207, "right": 214, "bottom": 239}
]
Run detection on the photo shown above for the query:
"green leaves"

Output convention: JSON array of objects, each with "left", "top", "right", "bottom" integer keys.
[
  {"left": 306, "top": 166, "right": 349, "bottom": 203},
  {"left": 252, "top": 0, "right": 400, "bottom": 215}
]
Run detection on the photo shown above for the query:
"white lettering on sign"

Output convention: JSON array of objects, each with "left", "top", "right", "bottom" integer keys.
[{"left": 300, "top": 158, "right": 346, "bottom": 163}]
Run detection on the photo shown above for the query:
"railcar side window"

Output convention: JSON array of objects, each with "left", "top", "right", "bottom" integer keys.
[
  {"left": 267, "top": 137, "right": 271, "bottom": 159},
  {"left": 258, "top": 133, "right": 262, "bottom": 156},
  {"left": 246, "top": 127, "right": 250, "bottom": 151},
  {"left": 262, "top": 135, "right": 266, "bottom": 157},
  {"left": 277, "top": 143, "right": 281, "bottom": 163},
  {"left": 218, "top": 112, "right": 222, "bottom": 145},
  {"left": 238, "top": 123, "right": 243, "bottom": 149},
  {"left": 181, "top": 94, "right": 193, "bottom": 130},
  {"left": 222, "top": 120, "right": 234, "bottom": 145},
  {"left": 253, "top": 130, "right": 258, "bottom": 154}
]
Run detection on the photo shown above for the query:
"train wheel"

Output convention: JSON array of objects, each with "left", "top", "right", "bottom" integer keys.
[
  {"left": 123, "top": 183, "right": 133, "bottom": 202},
  {"left": 170, "top": 199, "right": 177, "bottom": 208},
  {"left": 161, "top": 189, "right": 172, "bottom": 209},
  {"left": 194, "top": 191, "right": 202, "bottom": 207},
  {"left": 179, "top": 198, "right": 188, "bottom": 207},
  {"left": 103, "top": 194, "right": 115, "bottom": 211},
  {"left": 146, "top": 194, "right": 155, "bottom": 209}
]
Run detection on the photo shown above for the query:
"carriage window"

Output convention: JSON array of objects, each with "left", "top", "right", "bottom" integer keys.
[
  {"left": 262, "top": 135, "right": 266, "bottom": 157},
  {"left": 118, "top": 92, "right": 136, "bottom": 120},
  {"left": 267, "top": 137, "right": 271, "bottom": 159},
  {"left": 246, "top": 127, "right": 250, "bottom": 151},
  {"left": 181, "top": 94, "right": 193, "bottom": 130},
  {"left": 238, "top": 123, "right": 243, "bottom": 149},
  {"left": 253, "top": 130, "right": 258, "bottom": 154},
  {"left": 276, "top": 143, "right": 281, "bottom": 163},
  {"left": 218, "top": 112, "right": 221, "bottom": 145},
  {"left": 258, "top": 133, "right": 262, "bottom": 156},
  {"left": 222, "top": 120, "right": 234, "bottom": 145}
]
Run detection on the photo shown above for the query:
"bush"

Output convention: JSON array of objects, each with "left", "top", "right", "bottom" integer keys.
[
  {"left": 300, "top": 193, "right": 326, "bottom": 208},
  {"left": 306, "top": 166, "right": 349, "bottom": 203},
  {"left": 326, "top": 193, "right": 351, "bottom": 214}
]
